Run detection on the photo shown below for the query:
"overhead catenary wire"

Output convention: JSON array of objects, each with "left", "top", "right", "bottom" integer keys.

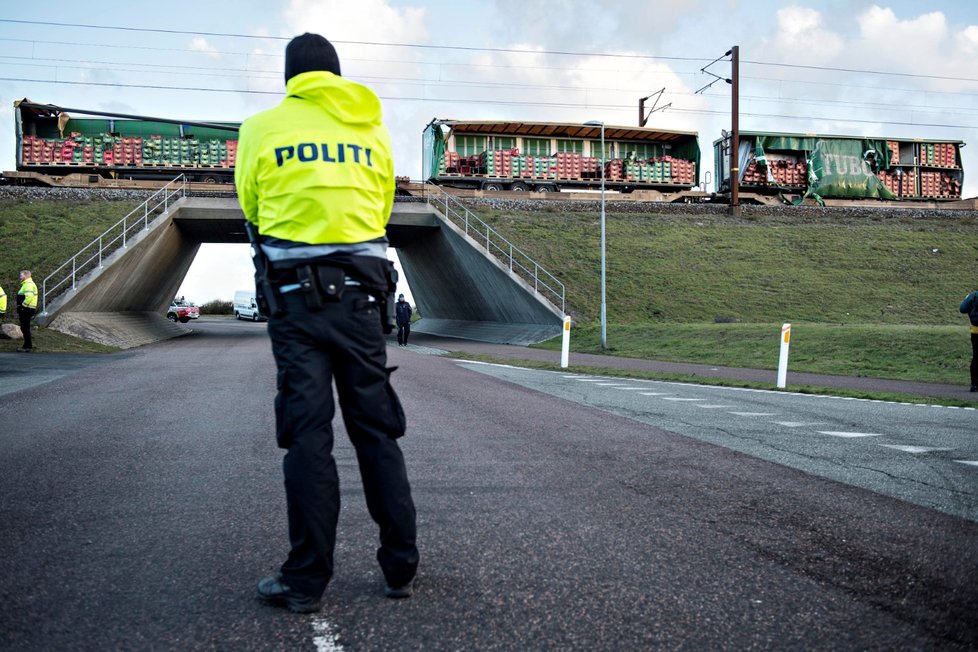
[
  {"left": 3, "top": 18, "right": 978, "bottom": 84},
  {"left": 1, "top": 76, "right": 973, "bottom": 131}
]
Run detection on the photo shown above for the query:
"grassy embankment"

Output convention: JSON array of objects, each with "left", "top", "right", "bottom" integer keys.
[
  {"left": 1, "top": 196, "right": 976, "bottom": 397},
  {"left": 0, "top": 197, "right": 139, "bottom": 353},
  {"left": 471, "top": 204, "right": 977, "bottom": 387}
]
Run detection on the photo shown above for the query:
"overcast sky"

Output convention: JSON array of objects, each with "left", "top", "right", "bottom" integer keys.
[{"left": 1, "top": 1, "right": 976, "bottom": 302}]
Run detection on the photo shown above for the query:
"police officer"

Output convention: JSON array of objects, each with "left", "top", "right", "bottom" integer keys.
[
  {"left": 395, "top": 293, "right": 412, "bottom": 346},
  {"left": 235, "top": 33, "right": 418, "bottom": 614},
  {"left": 0, "top": 283, "right": 7, "bottom": 317},
  {"left": 16, "top": 270, "right": 38, "bottom": 352}
]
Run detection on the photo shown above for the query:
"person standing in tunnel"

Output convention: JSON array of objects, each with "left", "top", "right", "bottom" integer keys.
[
  {"left": 395, "top": 293, "right": 412, "bottom": 346},
  {"left": 235, "top": 32, "right": 418, "bottom": 613}
]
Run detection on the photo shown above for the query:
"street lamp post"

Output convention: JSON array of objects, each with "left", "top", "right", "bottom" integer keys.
[{"left": 584, "top": 120, "right": 607, "bottom": 351}]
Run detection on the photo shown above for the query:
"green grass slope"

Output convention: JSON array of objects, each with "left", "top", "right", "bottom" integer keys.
[
  {"left": 474, "top": 204, "right": 978, "bottom": 384},
  {"left": 0, "top": 197, "right": 140, "bottom": 292}
]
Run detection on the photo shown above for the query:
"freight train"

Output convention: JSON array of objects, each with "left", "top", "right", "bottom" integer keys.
[
  {"left": 9, "top": 100, "right": 240, "bottom": 187},
  {"left": 4, "top": 100, "right": 968, "bottom": 203}
]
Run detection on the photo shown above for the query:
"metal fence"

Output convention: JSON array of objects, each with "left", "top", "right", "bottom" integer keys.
[
  {"left": 41, "top": 175, "right": 188, "bottom": 314},
  {"left": 421, "top": 182, "right": 565, "bottom": 314}
]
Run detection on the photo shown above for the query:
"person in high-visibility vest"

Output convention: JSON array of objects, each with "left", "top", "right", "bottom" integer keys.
[
  {"left": 0, "top": 283, "right": 7, "bottom": 316},
  {"left": 237, "top": 33, "right": 417, "bottom": 613},
  {"left": 17, "top": 270, "right": 38, "bottom": 352}
]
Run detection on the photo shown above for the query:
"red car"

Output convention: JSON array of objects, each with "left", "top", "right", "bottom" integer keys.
[{"left": 166, "top": 299, "right": 200, "bottom": 323}]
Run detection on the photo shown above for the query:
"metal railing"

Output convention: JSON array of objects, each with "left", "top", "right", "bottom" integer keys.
[
  {"left": 421, "top": 182, "right": 565, "bottom": 314},
  {"left": 41, "top": 175, "right": 188, "bottom": 314}
]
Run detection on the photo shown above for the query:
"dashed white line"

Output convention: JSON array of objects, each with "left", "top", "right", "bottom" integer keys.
[
  {"left": 312, "top": 617, "right": 344, "bottom": 651},
  {"left": 879, "top": 444, "right": 953, "bottom": 454},
  {"left": 955, "top": 460, "right": 978, "bottom": 467},
  {"left": 595, "top": 383, "right": 630, "bottom": 387},
  {"left": 616, "top": 387, "right": 654, "bottom": 391},
  {"left": 730, "top": 412, "right": 777, "bottom": 417},
  {"left": 818, "top": 431, "right": 885, "bottom": 438},
  {"left": 661, "top": 397, "right": 706, "bottom": 402},
  {"left": 695, "top": 404, "right": 737, "bottom": 409},
  {"left": 774, "top": 421, "right": 826, "bottom": 428},
  {"left": 639, "top": 392, "right": 672, "bottom": 396}
]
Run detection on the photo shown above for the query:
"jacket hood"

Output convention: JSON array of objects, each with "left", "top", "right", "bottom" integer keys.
[{"left": 284, "top": 71, "right": 382, "bottom": 126}]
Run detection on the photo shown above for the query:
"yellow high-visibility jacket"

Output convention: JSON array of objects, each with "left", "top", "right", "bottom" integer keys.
[
  {"left": 18, "top": 278, "right": 38, "bottom": 309},
  {"left": 0, "top": 284, "right": 6, "bottom": 313},
  {"left": 235, "top": 70, "right": 395, "bottom": 245}
]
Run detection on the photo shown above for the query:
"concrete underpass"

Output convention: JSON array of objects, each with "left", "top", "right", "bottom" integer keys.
[{"left": 40, "top": 197, "right": 564, "bottom": 349}]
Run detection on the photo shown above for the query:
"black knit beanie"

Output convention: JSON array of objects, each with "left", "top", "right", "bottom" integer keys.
[{"left": 284, "top": 33, "right": 341, "bottom": 83}]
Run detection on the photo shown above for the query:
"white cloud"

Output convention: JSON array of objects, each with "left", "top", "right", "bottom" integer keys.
[
  {"left": 189, "top": 36, "right": 222, "bottom": 60},
  {"left": 771, "top": 6, "right": 844, "bottom": 62}
]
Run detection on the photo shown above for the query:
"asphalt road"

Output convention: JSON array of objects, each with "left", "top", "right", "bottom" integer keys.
[{"left": 0, "top": 319, "right": 976, "bottom": 650}]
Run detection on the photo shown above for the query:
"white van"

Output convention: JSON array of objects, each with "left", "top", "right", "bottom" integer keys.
[{"left": 233, "top": 290, "right": 265, "bottom": 321}]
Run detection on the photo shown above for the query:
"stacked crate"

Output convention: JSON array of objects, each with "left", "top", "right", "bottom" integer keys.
[
  {"left": 876, "top": 170, "right": 900, "bottom": 196},
  {"left": 480, "top": 149, "right": 514, "bottom": 177},
  {"left": 581, "top": 157, "right": 599, "bottom": 179},
  {"left": 513, "top": 155, "right": 535, "bottom": 178},
  {"left": 142, "top": 135, "right": 163, "bottom": 166},
  {"left": 919, "top": 170, "right": 961, "bottom": 198},
  {"left": 604, "top": 159, "right": 623, "bottom": 181},
  {"left": 740, "top": 158, "right": 805, "bottom": 187},
  {"left": 887, "top": 141, "right": 900, "bottom": 166},
  {"left": 532, "top": 156, "right": 556, "bottom": 179},
  {"left": 121, "top": 137, "right": 143, "bottom": 165},
  {"left": 224, "top": 140, "right": 237, "bottom": 167},
  {"left": 919, "top": 142, "right": 957, "bottom": 168},
  {"left": 555, "top": 152, "right": 582, "bottom": 179},
  {"left": 668, "top": 157, "right": 695, "bottom": 185}
]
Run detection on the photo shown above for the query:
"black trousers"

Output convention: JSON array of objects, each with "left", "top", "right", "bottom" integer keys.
[
  {"left": 971, "top": 332, "right": 977, "bottom": 388},
  {"left": 18, "top": 306, "right": 36, "bottom": 349},
  {"left": 397, "top": 322, "right": 410, "bottom": 345},
  {"left": 268, "top": 289, "right": 418, "bottom": 598}
]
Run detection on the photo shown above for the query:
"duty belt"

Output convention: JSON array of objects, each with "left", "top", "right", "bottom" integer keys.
[{"left": 279, "top": 278, "right": 362, "bottom": 294}]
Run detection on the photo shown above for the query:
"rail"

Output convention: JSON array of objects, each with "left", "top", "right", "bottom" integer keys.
[
  {"left": 41, "top": 175, "right": 188, "bottom": 314},
  {"left": 421, "top": 182, "right": 565, "bottom": 314}
]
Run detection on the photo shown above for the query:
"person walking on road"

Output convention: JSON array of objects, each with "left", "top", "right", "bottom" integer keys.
[
  {"left": 235, "top": 32, "right": 418, "bottom": 614},
  {"left": 16, "top": 271, "right": 38, "bottom": 352},
  {"left": 960, "top": 289, "right": 978, "bottom": 392},
  {"left": 395, "top": 293, "right": 412, "bottom": 346}
]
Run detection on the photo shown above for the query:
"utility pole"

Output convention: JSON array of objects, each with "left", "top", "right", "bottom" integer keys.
[
  {"left": 695, "top": 49, "right": 740, "bottom": 212},
  {"left": 730, "top": 45, "right": 740, "bottom": 214}
]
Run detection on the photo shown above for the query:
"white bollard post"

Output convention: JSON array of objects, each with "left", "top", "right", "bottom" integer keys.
[
  {"left": 560, "top": 316, "right": 572, "bottom": 368},
  {"left": 777, "top": 323, "right": 791, "bottom": 388}
]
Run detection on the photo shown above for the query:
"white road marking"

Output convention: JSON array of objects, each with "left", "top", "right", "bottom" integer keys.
[
  {"left": 574, "top": 379, "right": 610, "bottom": 382},
  {"left": 312, "top": 617, "right": 344, "bottom": 651},
  {"left": 639, "top": 392, "right": 672, "bottom": 396},
  {"left": 775, "top": 421, "right": 825, "bottom": 428},
  {"left": 879, "top": 444, "right": 953, "bottom": 454},
  {"left": 616, "top": 387, "right": 654, "bottom": 391},
  {"left": 730, "top": 412, "right": 777, "bottom": 417},
  {"left": 595, "top": 383, "right": 629, "bottom": 386},
  {"left": 695, "top": 404, "right": 737, "bottom": 409},
  {"left": 818, "top": 431, "right": 885, "bottom": 438},
  {"left": 955, "top": 460, "right": 978, "bottom": 467},
  {"left": 661, "top": 397, "right": 706, "bottom": 402}
]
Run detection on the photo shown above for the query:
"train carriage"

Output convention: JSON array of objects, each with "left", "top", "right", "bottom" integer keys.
[{"left": 423, "top": 118, "right": 701, "bottom": 195}]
